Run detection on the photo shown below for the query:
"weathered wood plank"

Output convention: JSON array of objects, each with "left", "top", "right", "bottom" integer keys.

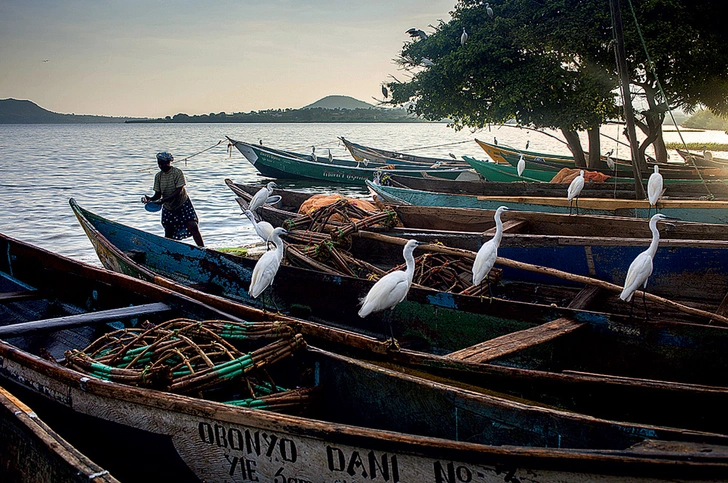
[
  {"left": 444, "top": 317, "right": 586, "bottom": 363},
  {"left": 0, "top": 302, "right": 171, "bottom": 337},
  {"left": 445, "top": 285, "right": 600, "bottom": 363},
  {"left": 482, "top": 219, "right": 528, "bottom": 236},
  {"left": 0, "top": 290, "right": 44, "bottom": 303}
]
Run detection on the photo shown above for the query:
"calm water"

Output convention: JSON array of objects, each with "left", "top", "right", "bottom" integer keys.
[{"left": 1, "top": 122, "right": 726, "bottom": 266}]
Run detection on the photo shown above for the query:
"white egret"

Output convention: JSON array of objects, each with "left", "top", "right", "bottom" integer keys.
[
  {"left": 567, "top": 170, "right": 585, "bottom": 214},
  {"left": 461, "top": 27, "right": 468, "bottom": 46},
  {"left": 406, "top": 28, "right": 428, "bottom": 40},
  {"left": 619, "top": 214, "right": 672, "bottom": 314},
  {"left": 472, "top": 206, "right": 509, "bottom": 292},
  {"left": 248, "top": 182, "right": 277, "bottom": 216},
  {"left": 605, "top": 150, "right": 615, "bottom": 170},
  {"left": 647, "top": 165, "right": 664, "bottom": 215},
  {"left": 517, "top": 154, "right": 525, "bottom": 177},
  {"left": 421, "top": 57, "right": 436, "bottom": 67},
  {"left": 485, "top": 2, "right": 494, "bottom": 18},
  {"left": 358, "top": 239, "right": 424, "bottom": 341},
  {"left": 249, "top": 227, "right": 287, "bottom": 300},
  {"left": 328, "top": 149, "right": 334, "bottom": 163},
  {"left": 244, "top": 210, "right": 274, "bottom": 244}
]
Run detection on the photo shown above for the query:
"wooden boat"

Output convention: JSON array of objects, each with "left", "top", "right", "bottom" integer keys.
[
  {"left": 477, "top": 138, "right": 728, "bottom": 181},
  {"left": 69, "top": 200, "right": 728, "bottom": 436},
  {"left": 677, "top": 149, "right": 728, "bottom": 168},
  {"left": 366, "top": 180, "right": 728, "bottom": 224},
  {"left": 339, "top": 136, "right": 470, "bottom": 168},
  {"left": 227, "top": 180, "right": 728, "bottom": 303},
  {"left": 463, "top": 154, "right": 638, "bottom": 183},
  {"left": 6, "top": 235, "right": 728, "bottom": 481},
  {"left": 0, "top": 384, "right": 120, "bottom": 483},
  {"left": 226, "top": 137, "right": 474, "bottom": 185}
]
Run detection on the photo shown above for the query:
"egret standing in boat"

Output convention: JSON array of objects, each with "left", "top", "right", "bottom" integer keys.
[
  {"left": 647, "top": 165, "right": 664, "bottom": 216},
  {"left": 248, "top": 182, "right": 277, "bottom": 218},
  {"left": 249, "top": 227, "right": 287, "bottom": 301},
  {"left": 244, "top": 210, "right": 274, "bottom": 244},
  {"left": 358, "top": 239, "right": 424, "bottom": 342},
  {"left": 567, "top": 170, "right": 585, "bottom": 215},
  {"left": 472, "top": 206, "right": 509, "bottom": 295},
  {"left": 620, "top": 214, "right": 672, "bottom": 317},
  {"left": 517, "top": 154, "right": 525, "bottom": 178}
]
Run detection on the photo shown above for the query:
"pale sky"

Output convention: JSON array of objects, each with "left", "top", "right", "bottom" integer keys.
[{"left": 0, "top": 0, "right": 455, "bottom": 118}]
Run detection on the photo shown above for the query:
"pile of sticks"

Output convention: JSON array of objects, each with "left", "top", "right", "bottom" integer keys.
[{"left": 65, "top": 319, "right": 314, "bottom": 412}]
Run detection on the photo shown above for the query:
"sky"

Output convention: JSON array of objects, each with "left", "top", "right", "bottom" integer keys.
[{"left": 0, "top": 0, "right": 456, "bottom": 118}]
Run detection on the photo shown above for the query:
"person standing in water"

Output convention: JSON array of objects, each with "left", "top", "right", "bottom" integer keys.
[{"left": 142, "top": 151, "right": 204, "bottom": 247}]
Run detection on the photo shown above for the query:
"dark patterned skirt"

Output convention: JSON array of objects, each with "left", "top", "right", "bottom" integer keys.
[{"left": 161, "top": 199, "right": 199, "bottom": 240}]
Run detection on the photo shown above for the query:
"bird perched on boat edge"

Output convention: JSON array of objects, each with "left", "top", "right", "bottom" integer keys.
[
  {"left": 567, "top": 170, "right": 585, "bottom": 214},
  {"left": 248, "top": 182, "right": 277, "bottom": 218},
  {"left": 619, "top": 214, "right": 673, "bottom": 312},
  {"left": 472, "top": 206, "right": 509, "bottom": 291},
  {"left": 358, "top": 239, "right": 424, "bottom": 342},
  {"left": 244, "top": 209, "right": 274, "bottom": 244},
  {"left": 249, "top": 227, "right": 287, "bottom": 300},
  {"left": 517, "top": 154, "right": 525, "bottom": 177},
  {"left": 647, "top": 165, "right": 664, "bottom": 215}
]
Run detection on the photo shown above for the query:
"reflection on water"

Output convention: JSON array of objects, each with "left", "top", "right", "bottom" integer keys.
[{"left": 1, "top": 122, "right": 725, "bottom": 266}]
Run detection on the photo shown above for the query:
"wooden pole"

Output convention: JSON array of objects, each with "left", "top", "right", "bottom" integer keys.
[{"left": 610, "top": 0, "right": 647, "bottom": 198}]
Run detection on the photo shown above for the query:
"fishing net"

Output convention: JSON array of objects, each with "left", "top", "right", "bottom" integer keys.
[{"left": 64, "top": 319, "right": 316, "bottom": 414}]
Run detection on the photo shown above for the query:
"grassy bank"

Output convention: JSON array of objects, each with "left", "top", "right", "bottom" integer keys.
[{"left": 665, "top": 142, "right": 728, "bottom": 151}]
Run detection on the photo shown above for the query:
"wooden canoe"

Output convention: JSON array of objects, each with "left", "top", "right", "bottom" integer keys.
[
  {"left": 0, "top": 384, "right": 120, "bottom": 483},
  {"left": 229, "top": 180, "right": 728, "bottom": 303},
  {"left": 7, "top": 234, "right": 728, "bottom": 481},
  {"left": 339, "top": 136, "right": 471, "bottom": 168},
  {"left": 383, "top": 171, "right": 728, "bottom": 200},
  {"left": 70, "top": 197, "right": 728, "bottom": 435},
  {"left": 226, "top": 137, "right": 473, "bottom": 185},
  {"left": 366, "top": 180, "right": 728, "bottom": 224},
  {"left": 477, "top": 138, "right": 728, "bottom": 181}
]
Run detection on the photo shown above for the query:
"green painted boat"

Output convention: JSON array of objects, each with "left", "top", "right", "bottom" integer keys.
[
  {"left": 227, "top": 137, "right": 474, "bottom": 185},
  {"left": 462, "top": 155, "right": 558, "bottom": 182},
  {"left": 477, "top": 138, "right": 728, "bottom": 182},
  {"left": 366, "top": 180, "right": 728, "bottom": 224}
]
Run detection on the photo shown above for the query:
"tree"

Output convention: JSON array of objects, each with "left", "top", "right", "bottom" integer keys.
[
  {"left": 386, "top": 0, "right": 728, "bottom": 168},
  {"left": 388, "top": 0, "right": 620, "bottom": 168}
]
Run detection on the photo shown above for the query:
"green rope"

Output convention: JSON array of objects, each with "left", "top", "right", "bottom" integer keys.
[{"left": 626, "top": 0, "right": 713, "bottom": 200}]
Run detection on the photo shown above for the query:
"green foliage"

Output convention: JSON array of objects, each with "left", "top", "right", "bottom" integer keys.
[{"left": 681, "top": 110, "right": 728, "bottom": 131}]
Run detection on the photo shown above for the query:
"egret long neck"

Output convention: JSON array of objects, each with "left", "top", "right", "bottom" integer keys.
[
  {"left": 647, "top": 219, "right": 661, "bottom": 257},
  {"left": 493, "top": 212, "right": 505, "bottom": 245},
  {"left": 404, "top": 245, "right": 417, "bottom": 284},
  {"left": 272, "top": 232, "right": 285, "bottom": 257}
]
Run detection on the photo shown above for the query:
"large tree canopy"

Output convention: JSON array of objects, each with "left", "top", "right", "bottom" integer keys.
[{"left": 386, "top": 0, "right": 728, "bottom": 167}]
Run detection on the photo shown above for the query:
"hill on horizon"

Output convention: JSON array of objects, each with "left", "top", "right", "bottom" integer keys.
[
  {"left": 0, "top": 98, "right": 134, "bottom": 124},
  {"left": 302, "top": 95, "right": 375, "bottom": 110}
]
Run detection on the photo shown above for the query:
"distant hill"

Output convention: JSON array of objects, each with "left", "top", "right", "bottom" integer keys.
[
  {"left": 0, "top": 98, "right": 133, "bottom": 124},
  {"left": 302, "top": 95, "right": 374, "bottom": 110}
]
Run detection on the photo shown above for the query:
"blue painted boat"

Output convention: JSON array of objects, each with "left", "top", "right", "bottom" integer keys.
[
  {"left": 69, "top": 199, "right": 728, "bottom": 435},
  {"left": 367, "top": 180, "right": 728, "bottom": 224}
]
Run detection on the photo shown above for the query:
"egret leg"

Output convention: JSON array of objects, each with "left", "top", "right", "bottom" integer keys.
[
  {"left": 642, "top": 289, "right": 649, "bottom": 322},
  {"left": 569, "top": 200, "right": 573, "bottom": 215},
  {"left": 628, "top": 297, "right": 635, "bottom": 320},
  {"left": 575, "top": 197, "right": 580, "bottom": 215}
]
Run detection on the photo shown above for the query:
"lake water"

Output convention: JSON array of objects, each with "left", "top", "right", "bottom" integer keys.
[{"left": 1, "top": 122, "right": 726, "bottom": 266}]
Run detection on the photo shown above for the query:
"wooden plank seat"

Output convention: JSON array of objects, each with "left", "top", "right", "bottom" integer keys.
[
  {"left": 482, "top": 219, "right": 528, "bottom": 236},
  {"left": 0, "top": 290, "right": 45, "bottom": 303},
  {"left": 0, "top": 302, "right": 171, "bottom": 337},
  {"left": 445, "top": 285, "right": 601, "bottom": 363}
]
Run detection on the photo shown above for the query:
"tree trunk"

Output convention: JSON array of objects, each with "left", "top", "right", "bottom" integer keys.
[
  {"left": 562, "top": 129, "right": 587, "bottom": 168},
  {"left": 635, "top": 82, "right": 669, "bottom": 163},
  {"left": 586, "top": 127, "right": 601, "bottom": 169}
]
